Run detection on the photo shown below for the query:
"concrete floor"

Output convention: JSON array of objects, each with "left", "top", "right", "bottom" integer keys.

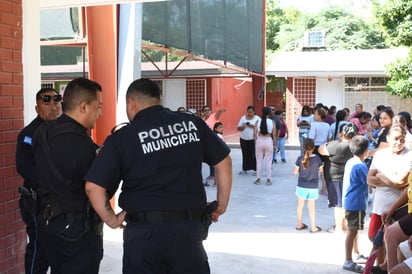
[{"left": 99, "top": 148, "right": 373, "bottom": 274}]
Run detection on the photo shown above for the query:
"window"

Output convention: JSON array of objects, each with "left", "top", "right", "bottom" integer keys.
[{"left": 344, "top": 76, "right": 389, "bottom": 92}]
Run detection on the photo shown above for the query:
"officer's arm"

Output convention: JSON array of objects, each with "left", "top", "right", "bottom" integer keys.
[
  {"left": 213, "top": 155, "right": 232, "bottom": 222},
  {"left": 85, "top": 181, "right": 126, "bottom": 229}
]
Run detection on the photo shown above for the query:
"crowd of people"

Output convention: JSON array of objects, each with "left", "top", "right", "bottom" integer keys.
[
  {"left": 217, "top": 101, "right": 412, "bottom": 274},
  {"left": 15, "top": 81, "right": 412, "bottom": 274},
  {"left": 294, "top": 103, "right": 412, "bottom": 274}
]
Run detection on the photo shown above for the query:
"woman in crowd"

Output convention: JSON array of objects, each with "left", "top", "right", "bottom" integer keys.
[
  {"left": 237, "top": 105, "right": 261, "bottom": 175},
  {"left": 330, "top": 109, "right": 348, "bottom": 141},
  {"left": 254, "top": 106, "right": 276, "bottom": 185},
  {"left": 309, "top": 107, "right": 332, "bottom": 195},
  {"left": 297, "top": 105, "right": 314, "bottom": 156},
  {"left": 367, "top": 125, "right": 412, "bottom": 268},
  {"left": 349, "top": 111, "right": 372, "bottom": 136},
  {"left": 319, "top": 122, "right": 358, "bottom": 234},
  {"left": 273, "top": 110, "right": 288, "bottom": 163}
]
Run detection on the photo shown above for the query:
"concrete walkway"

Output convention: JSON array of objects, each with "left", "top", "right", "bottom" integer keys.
[{"left": 99, "top": 148, "right": 373, "bottom": 274}]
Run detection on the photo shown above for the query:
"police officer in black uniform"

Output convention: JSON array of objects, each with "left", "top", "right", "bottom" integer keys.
[
  {"left": 85, "top": 78, "right": 233, "bottom": 274},
  {"left": 33, "top": 78, "right": 104, "bottom": 273},
  {"left": 16, "top": 87, "right": 62, "bottom": 274}
]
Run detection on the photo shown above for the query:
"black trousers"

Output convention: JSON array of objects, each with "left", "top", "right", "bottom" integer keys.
[
  {"left": 123, "top": 220, "right": 210, "bottom": 274},
  {"left": 20, "top": 196, "right": 49, "bottom": 274},
  {"left": 38, "top": 213, "right": 103, "bottom": 274},
  {"left": 240, "top": 138, "right": 256, "bottom": 171}
]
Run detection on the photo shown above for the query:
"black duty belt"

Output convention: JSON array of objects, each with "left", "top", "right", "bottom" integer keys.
[{"left": 126, "top": 211, "right": 203, "bottom": 223}]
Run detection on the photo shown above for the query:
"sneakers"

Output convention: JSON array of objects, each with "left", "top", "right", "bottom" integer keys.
[{"left": 239, "top": 171, "right": 247, "bottom": 175}]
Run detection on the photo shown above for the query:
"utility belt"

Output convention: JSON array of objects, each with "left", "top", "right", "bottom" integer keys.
[
  {"left": 38, "top": 199, "right": 102, "bottom": 242},
  {"left": 126, "top": 211, "right": 203, "bottom": 223},
  {"left": 126, "top": 201, "right": 218, "bottom": 240}
]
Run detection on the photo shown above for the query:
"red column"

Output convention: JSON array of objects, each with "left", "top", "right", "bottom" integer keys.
[{"left": 86, "top": 5, "right": 118, "bottom": 145}]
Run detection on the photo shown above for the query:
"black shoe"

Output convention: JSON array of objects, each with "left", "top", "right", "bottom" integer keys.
[
  {"left": 371, "top": 266, "right": 387, "bottom": 274},
  {"left": 281, "top": 159, "right": 286, "bottom": 163}
]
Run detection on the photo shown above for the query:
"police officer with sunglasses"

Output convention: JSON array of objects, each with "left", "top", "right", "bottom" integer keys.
[{"left": 16, "top": 87, "right": 62, "bottom": 274}]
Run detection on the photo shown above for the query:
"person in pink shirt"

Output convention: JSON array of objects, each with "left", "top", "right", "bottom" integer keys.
[
  {"left": 349, "top": 112, "right": 372, "bottom": 136},
  {"left": 202, "top": 105, "right": 226, "bottom": 185},
  {"left": 202, "top": 105, "right": 226, "bottom": 129}
]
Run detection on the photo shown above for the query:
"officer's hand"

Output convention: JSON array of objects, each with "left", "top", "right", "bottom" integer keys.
[
  {"left": 211, "top": 207, "right": 225, "bottom": 223},
  {"left": 107, "top": 210, "right": 127, "bottom": 229}
]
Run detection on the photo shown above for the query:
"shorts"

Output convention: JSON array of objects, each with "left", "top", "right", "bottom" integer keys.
[
  {"left": 398, "top": 214, "right": 412, "bottom": 236},
  {"left": 296, "top": 186, "right": 319, "bottom": 200},
  {"left": 400, "top": 240, "right": 412, "bottom": 270},
  {"left": 368, "top": 213, "right": 382, "bottom": 240},
  {"left": 327, "top": 180, "right": 342, "bottom": 208},
  {"left": 345, "top": 210, "right": 365, "bottom": 230}
]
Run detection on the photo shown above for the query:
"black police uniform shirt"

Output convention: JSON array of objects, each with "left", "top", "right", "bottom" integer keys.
[
  {"left": 16, "top": 116, "right": 44, "bottom": 190},
  {"left": 33, "top": 113, "right": 99, "bottom": 209},
  {"left": 85, "top": 105, "right": 231, "bottom": 214}
]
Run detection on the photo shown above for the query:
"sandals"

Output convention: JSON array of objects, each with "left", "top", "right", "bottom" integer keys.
[
  {"left": 254, "top": 179, "right": 261, "bottom": 185},
  {"left": 342, "top": 262, "right": 363, "bottom": 273},
  {"left": 310, "top": 226, "right": 322, "bottom": 233},
  {"left": 296, "top": 223, "right": 308, "bottom": 230},
  {"left": 266, "top": 179, "right": 272, "bottom": 185}
]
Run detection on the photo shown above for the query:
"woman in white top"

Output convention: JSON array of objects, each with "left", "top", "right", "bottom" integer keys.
[
  {"left": 254, "top": 106, "right": 276, "bottom": 185},
  {"left": 367, "top": 125, "right": 412, "bottom": 267},
  {"left": 237, "top": 105, "right": 261, "bottom": 175}
]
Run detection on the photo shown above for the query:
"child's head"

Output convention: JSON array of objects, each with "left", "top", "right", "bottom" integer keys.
[
  {"left": 275, "top": 110, "right": 284, "bottom": 120},
  {"left": 302, "top": 138, "right": 315, "bottom": 169},
  {"left": 349, "top": 136, "right": 369, "bottom": 158},
  {"left": 303, "top": 138, "right": 314, "bottom": 152},
  {"left": 213, "top": 122, "right": 223, "bottom": 133}
]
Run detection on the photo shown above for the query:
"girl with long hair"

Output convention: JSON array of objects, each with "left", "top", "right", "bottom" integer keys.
[{"left": 294, "top": 138, "right": 324, "bottom": 233}]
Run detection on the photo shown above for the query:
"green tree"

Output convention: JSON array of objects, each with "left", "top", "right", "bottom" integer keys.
[
  {"left": 376, "top": 0, "right": 412, "bottom": 98},
  {"left": 304, "top": 7, "right": 386, "bottom": 50},
  {"left": 266, "top": 0, "right": 284, "bottom": 51}
]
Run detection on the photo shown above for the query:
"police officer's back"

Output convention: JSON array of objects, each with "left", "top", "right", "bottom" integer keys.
[{"left": 85, "top": 78, "right": 233, "bottom": 274}]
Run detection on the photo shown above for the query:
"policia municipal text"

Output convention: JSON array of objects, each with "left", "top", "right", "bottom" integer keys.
[{"left": 85, "top": 78, "right": 233, "bottom": 273}]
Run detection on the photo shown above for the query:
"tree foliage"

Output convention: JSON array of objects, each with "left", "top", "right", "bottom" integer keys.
[
  {"left": 376, "top": 0, "right": 412, "bottom": 98},
  {"left": 385, "top": 49, "right": 412, "bottom": 98},
  {"left": 376, "top": 0, "right": 412, "bottom": 47}
]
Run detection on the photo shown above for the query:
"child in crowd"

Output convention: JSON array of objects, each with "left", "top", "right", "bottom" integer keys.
[
  {"left": 213, "top": 122, "right": 224, "bottom": 141},
  {"left": 294, "top": 138, "right": 324, "bottom": 233},
  {"left": 205, "top": 122, "right": 224, "bottom": 187},
  {"left": 342, "top": 136, "right": 369, "bottom": 273},
  {"left": 273, "top": 110, "right": 288, "bottom": 163}
]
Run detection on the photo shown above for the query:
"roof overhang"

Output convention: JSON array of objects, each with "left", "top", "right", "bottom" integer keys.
[
  {"left": 40, "top": 0, "right": 166, "bottom": 9},
  {"left": 266, "top": 48, "right": 409, "bottom": 77}
]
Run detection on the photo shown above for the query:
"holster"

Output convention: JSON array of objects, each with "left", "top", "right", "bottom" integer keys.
[
  {"left": 201, "top": 200, "right": 218, "bottom": 240},
  {"left": 18, "top": 186, "right": 38, "bottom": 215}
]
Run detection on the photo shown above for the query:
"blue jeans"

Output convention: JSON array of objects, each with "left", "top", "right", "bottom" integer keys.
[
  {"left": 273, "top": 137, "right": 286, "bottom": 161},
  {"left": 299, "top": 132, "right": 308, "bottom": 156}
]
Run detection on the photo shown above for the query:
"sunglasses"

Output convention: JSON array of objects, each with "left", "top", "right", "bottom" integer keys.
[{"left": 38, "top": 94, "right": 62, "bottom": 103}]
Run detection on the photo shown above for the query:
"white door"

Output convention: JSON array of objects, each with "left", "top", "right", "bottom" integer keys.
[
  {"left": 162, "top": 79, "right": 186, "bottom": 111},
  {"left": 316, "top": 77, "right": 344, "bottom": 109}
]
